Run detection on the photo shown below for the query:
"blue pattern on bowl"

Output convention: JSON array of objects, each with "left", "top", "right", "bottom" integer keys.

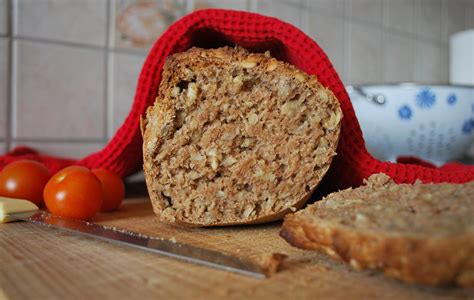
[
  {"left": 447, "top": 94, "right": 457, "bottom": 106},
  {"left": 349, "top": 84, "right": 474, "bottom": 164},
  {"left": 416, "top": 88, "right": 436, "bottom": 109},
  {"left": 462, "top": 118, "right": 474, "bottom": 134},
  {"left": 398, "top": 105, "right": 412, "bottom": 120}
]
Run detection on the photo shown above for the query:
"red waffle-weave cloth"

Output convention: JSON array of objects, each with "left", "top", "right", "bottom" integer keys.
[{"left": 1, "top": 9, "right": 473, "bottom": 191}]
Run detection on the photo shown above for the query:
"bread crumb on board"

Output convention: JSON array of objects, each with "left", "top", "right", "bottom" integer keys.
[{"left": 258, "top": 253, "right": 288, "bottom": 277}]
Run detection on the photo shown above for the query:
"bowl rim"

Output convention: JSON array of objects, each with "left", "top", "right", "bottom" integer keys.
[{"left": 347, "top": 82, "right": 474, "bottom": 89}]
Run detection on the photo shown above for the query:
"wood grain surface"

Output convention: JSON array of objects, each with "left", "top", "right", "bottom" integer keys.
[{"left": 1, "top": 190, "right": 473, "bottom": 299}]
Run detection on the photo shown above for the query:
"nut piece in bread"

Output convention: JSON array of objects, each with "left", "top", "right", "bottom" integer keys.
[
  {"left": 280, "top": 173, "right": 474, "bottom": 287},
  {"left": 142, "top": 46, "right": 342, "bottom": 226}
]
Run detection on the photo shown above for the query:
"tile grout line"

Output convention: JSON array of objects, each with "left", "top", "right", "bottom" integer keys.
[
  {"left": 12, "top": 138, "right": 105, "bottom": 144},
  {"left": 10, "top": 35, "right": 154, "bottom": 56},
  {"left": 441, "top": 0, "right": 449, "bottom": 44},
  {"left": 442, "top": 0, "right": 451, "bottom": 83},
  {"left": 109, "top": 47, "right": 149, "bottom": 56},
  {"left": 411, "top": 2, "right": 417, "bottom": 82},
  {"left": 381, "top": 0, "right": 388, "bottom": 82},
  {"left": 466, "top": 5, "right": 474, "bottom": 29},
  {"left": 5, "top": 0, "right": 15, "bottom": 151},
  {"left": 413, "top": 0, "right": 420, "bottom": 82},
  {"left": 301, "top": 0, "right": 308, "bottom": 36},
  {"left": 343, "top": 0, "right": 352, "bottom": 85},
  {"left": 342, "top": 0, "right": 351, "bottom": 84},
  {"left": 104, "top": 0, "right": 111, "bottom": 142},
  {"left": 12, "top": 34, "right": 106, "bottom": 51},
  {"left": 106, "top": 0, "right": 116, "bottom": 140},
  {"left": 380, "top": 0, "right": 389, "bottom": 82},
  {"left": 351, "top": 19, "right": 448, "bottom": 46}
]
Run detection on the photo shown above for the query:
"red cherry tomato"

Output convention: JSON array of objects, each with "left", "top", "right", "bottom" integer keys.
[
  {"left": 92, "top": 168, "right": 125, "bottom": 212},
  {"left": 43, "top": 166, "right": 103, "bottom": 220},
  {"left": 0, "top": 159, "right": 51, "bottom": 206}
]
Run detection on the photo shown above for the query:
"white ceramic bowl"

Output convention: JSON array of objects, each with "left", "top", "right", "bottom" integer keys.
[{"left": 348, "top": 83, "right": 474, "bottom": 165}]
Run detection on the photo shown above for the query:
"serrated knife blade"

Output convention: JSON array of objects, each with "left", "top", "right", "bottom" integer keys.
[{"left": 8, "top": 211, "right": 266, "bottom": 279}]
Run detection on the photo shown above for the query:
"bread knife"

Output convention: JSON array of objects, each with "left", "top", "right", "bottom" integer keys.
[{"left": 1, "top": 199, "right": 266, "bottom": 279}]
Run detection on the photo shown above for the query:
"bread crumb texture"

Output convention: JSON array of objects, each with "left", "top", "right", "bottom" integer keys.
[
  {"left": 280, "top": 173, "right": 474, "bottom": 287},
  {"left": 142, "top": 46, "right": 342, "bottom": 226},
  {"left": 258, "top": 253, "right": 288, "bottom": 277}
]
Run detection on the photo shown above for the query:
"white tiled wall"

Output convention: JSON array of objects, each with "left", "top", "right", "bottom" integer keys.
[
  {"left": 350, "top": 0, "right": 383, "bottom": 24},
  {"left": 109, "top": 52, "right": 146, "bottom": 136},
  {"left": 14, "top": 41, "right": 106, "bottom": 140},
  {"left": 307, "top": 8, "right": 345, "bottom": 74},
  {"left": 306, "top": 0, "right": 344, "bottom": 15},
  {"left": 384, "top": 0, "right": 415, "bottom": 34},
  {"left": 0, "top": 0, "right": 473, "bottom": 158},
  {"left": 383, "top": 32, "right": 414, "bottom": 82},
  {"left": 347, "top": 21, "right": 384, "bottom": 84},
  {"left": 416, "top": 0, "right": 442, "bottom": 42},
  {"left": 254, "top": 1, "right": 304, "bottom": 28},
  {"left": 15, "top": 0, "right": 108, "bottom": 46},
  {"left": 467, "top": 5, "right": 474, "bottom": 28}
]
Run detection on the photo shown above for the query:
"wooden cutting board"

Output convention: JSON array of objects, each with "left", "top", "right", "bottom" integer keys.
[{"left": 1, "top": 187, "right": 472, "bottom": 299}]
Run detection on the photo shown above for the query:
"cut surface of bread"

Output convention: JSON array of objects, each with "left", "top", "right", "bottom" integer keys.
[
  {"left": 280, "top": 173, "right": 474, "bottom": 287},
  {"left": 142, "top": 46, "right": 342, "bottom": 226}
]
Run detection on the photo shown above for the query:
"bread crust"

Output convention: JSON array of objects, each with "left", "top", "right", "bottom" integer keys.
[
  {"left": 280, "top": 174, "right": 474, "bottom": 287},
  {"left": 142, "top": 46, "right": 342, "bottom": 226}
]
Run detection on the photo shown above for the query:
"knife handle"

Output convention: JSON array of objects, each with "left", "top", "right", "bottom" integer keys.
[{"left": 0, "top": 196, "right": 39, "bottom": 223}]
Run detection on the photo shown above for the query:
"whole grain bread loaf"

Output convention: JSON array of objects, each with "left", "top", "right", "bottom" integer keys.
[
  {"left": 280, "top": 173, "right": 474, "bottom": 287},
  {"left": 141, "top": 46, "right": 342, "bottom": 226}
]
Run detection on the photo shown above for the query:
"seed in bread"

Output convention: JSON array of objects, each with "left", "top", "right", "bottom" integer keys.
[
  {"left": 142, "top": 46, "right": 342, "bottom": 226},
  {"left": 280, "top": 173, "right": 474, "bottom": 287}
]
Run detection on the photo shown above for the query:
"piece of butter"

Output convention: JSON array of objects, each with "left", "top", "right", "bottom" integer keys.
[{"left": 0, "top": 196, "right": 39, "bottom": 223}]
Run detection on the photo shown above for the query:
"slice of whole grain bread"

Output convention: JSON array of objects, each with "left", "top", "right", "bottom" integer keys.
[
  {"left": 141, "top": 46, "right": 342, "bottom": 226},
  {"left": 280, "top": 173, "right": 474, "bottom": 287}
]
